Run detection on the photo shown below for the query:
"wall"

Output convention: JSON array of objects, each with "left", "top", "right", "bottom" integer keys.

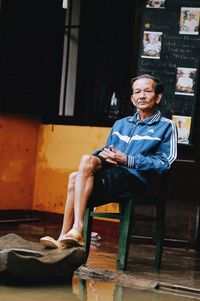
[{"left": 0, "top": 114, "right": 39, "bottom": 210}]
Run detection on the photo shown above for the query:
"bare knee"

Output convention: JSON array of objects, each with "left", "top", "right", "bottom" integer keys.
[
  {"left": 78, "top": 154, "right": 100, "bottom": 174},
  {"left": 68, "top": 172, "right": 77, "bottom": 191}
]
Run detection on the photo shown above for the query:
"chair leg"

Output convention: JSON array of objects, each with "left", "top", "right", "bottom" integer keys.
[
  {"left": 113, "top": 285, "right": 123, "bottom": 301},
  {"left": 117, "top": 199, "right": 134, "bottom": 270},
  {"left": 78, "top": 278, "right": 87, "bottom": 301},
  {"left": 155, "top": 203, "right": 165, "bottom": 269},
  {"left": 83, "top": 207, "right": 93, "bottom": 264}
]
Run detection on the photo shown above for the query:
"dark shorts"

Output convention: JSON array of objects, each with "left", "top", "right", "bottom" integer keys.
[{"left": 90, "top": 160, "right": 146, "bottom": 205}]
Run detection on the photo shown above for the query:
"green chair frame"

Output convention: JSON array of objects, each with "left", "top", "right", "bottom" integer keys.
[{"left": 83, "top": 173, "right": 169, "bottom": 270}]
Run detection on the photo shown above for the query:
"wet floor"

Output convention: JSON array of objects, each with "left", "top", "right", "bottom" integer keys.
[{"left": 1, "top": 222, "right": 200, "bottom": 300}]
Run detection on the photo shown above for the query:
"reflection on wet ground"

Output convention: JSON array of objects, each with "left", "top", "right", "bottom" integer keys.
[
  {"left": 79, "top": 241, "right": 200, "bottom": 290},
  {"left": 1, "top": 223, "right": 200, "bottom": 300},
  {"left": 1, "top": 277, "right": 200, "bottom": 301}
]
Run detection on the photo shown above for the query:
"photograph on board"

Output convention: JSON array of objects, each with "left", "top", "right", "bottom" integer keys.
[
  {"left": 146, "top": 0, "right": 165, "bottom": 9},
  {"left": 179, "top": 7, "right": 200, "bottom": 35},
  {"left": 172, "top": 115, "right": 192, "bottom": 144},
  {"left": 175, "top": 67, "right": 196, "bottom": 96},
  {"left": 141, "top": 31, "right": 162, "bottom": 59}
]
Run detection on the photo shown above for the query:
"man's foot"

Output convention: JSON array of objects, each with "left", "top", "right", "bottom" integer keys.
[
  {"left": 40, "top": 236, "right": 64, "bottom": 249},
  {"left": 59, "top": 228, "right": 84, "bottom": 247}
]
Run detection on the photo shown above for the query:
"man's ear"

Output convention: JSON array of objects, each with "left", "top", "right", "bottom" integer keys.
[
  {"left": 156, "top": 93, "right": 162, "bottom": 104},
  {"left": 130, "top": 95, "right": 136, "bottom": 106}
]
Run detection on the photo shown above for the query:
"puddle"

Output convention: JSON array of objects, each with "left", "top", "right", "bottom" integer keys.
[{"left": 0, "top": 276, "right": 200, "bottom": 301}]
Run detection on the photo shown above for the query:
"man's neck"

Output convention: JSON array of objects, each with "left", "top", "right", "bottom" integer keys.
[{"left": 138, "top": 109, "right": 157, "bottom": 121}]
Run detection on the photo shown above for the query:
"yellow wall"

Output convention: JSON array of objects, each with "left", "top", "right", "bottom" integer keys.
[{"left": 0, "top": 114, "right": 39, "bottom": 210}]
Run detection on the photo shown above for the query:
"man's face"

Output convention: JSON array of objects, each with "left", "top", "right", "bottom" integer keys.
[
  {"left": 178, "top": 120, "right": 183, "bottom": 128},
  {"left": 148, "top": 34, "right": 158, "bottom": 43},
  {"left": 188, "top": 12, "right": 195, "bottom": 20},
  {"left": 182, "top": 72, "right": 190, "bottom": 78},
  {"left": 131, "top": 78, "right": 162, "bottom": 111}
]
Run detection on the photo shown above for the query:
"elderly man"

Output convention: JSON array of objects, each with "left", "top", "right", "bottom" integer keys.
[
  {"left": 180, "top": 9, "right": 199, "bottom": 33},
  {"left": 40, "top": 74, "right": 177, "bottom": 248}
]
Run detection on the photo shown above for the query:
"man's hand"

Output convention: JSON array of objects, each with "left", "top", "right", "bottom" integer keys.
[{"left": 98, "top": 145, "right": 127, "bottom": 165}]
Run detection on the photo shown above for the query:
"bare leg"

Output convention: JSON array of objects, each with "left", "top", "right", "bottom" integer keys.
[
  {"left": 60, "top": 154, "right": 102, "bottom": 239},
  {"left": 58, "top": 171, "right": 77, "bottom": 240},
  {"left": 72, "top": 154, "right": 102, "bottom": 234}
]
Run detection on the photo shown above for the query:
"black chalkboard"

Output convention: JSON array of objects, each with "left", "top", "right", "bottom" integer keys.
[{"left": 137, "top": 0, "right": 200, "bottom": 145}]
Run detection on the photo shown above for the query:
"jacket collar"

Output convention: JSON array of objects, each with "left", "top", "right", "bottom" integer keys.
[{"left": 127, "top": 111, "right": 161, "bottom": 125}]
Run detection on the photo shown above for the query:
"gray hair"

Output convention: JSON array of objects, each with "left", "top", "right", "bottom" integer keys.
[{"left": 131, "top": 74, "right": 164, "bottom": 95}]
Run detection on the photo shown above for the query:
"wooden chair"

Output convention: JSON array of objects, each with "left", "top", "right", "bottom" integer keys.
[{"left": 83, "top": 172, "right": 169, "bottom": 270}]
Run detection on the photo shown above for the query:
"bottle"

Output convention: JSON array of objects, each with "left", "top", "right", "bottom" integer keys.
[{"left": 108, "top": 92, "right": 120, "bottom": 119}]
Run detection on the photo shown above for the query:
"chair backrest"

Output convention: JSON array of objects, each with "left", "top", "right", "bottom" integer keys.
[{"left": 134, "top": 171, "right": 170, "bottom": 205}]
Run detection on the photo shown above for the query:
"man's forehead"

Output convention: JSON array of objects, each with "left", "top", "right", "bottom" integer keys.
[{"left": 133, "top": 78, "right": 155, "bottom": 89}]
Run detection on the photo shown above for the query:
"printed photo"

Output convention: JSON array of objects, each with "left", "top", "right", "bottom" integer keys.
[
  {"left": 172, "top": 115, "right": 192, "bottom": 144},
  {"left": 146, "top": 0, "right": 165, "bottom": 8},
  {"left": 179, "top": 7, "right": 200, "bottom": 35},
  {"left": 141, "top": 31, "right": 162, "bottom": 59},
  {"left": 175, "top": 67, "right": 197, "bottom": 96}
]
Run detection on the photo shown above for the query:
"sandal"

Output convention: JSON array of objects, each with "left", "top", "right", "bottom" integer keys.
[
  {"left": 59, "top": 228, "right": 84, "bottom": 247},
  {"left": 40, "top": 236, "right": 64, "bottom": 249}
]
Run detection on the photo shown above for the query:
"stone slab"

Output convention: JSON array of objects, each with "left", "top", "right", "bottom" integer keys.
[{"left": 0, "top": 233, "right": 85, "bottom": 283}]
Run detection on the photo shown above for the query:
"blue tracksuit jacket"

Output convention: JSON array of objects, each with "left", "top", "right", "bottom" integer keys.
[{"left": 93, "top": 111, "right": 177, "bottom": 185}]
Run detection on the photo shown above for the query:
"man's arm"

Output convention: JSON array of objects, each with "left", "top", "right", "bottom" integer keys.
[{"left": 127, "top": 121, "right": 177, "bottom": 174}]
